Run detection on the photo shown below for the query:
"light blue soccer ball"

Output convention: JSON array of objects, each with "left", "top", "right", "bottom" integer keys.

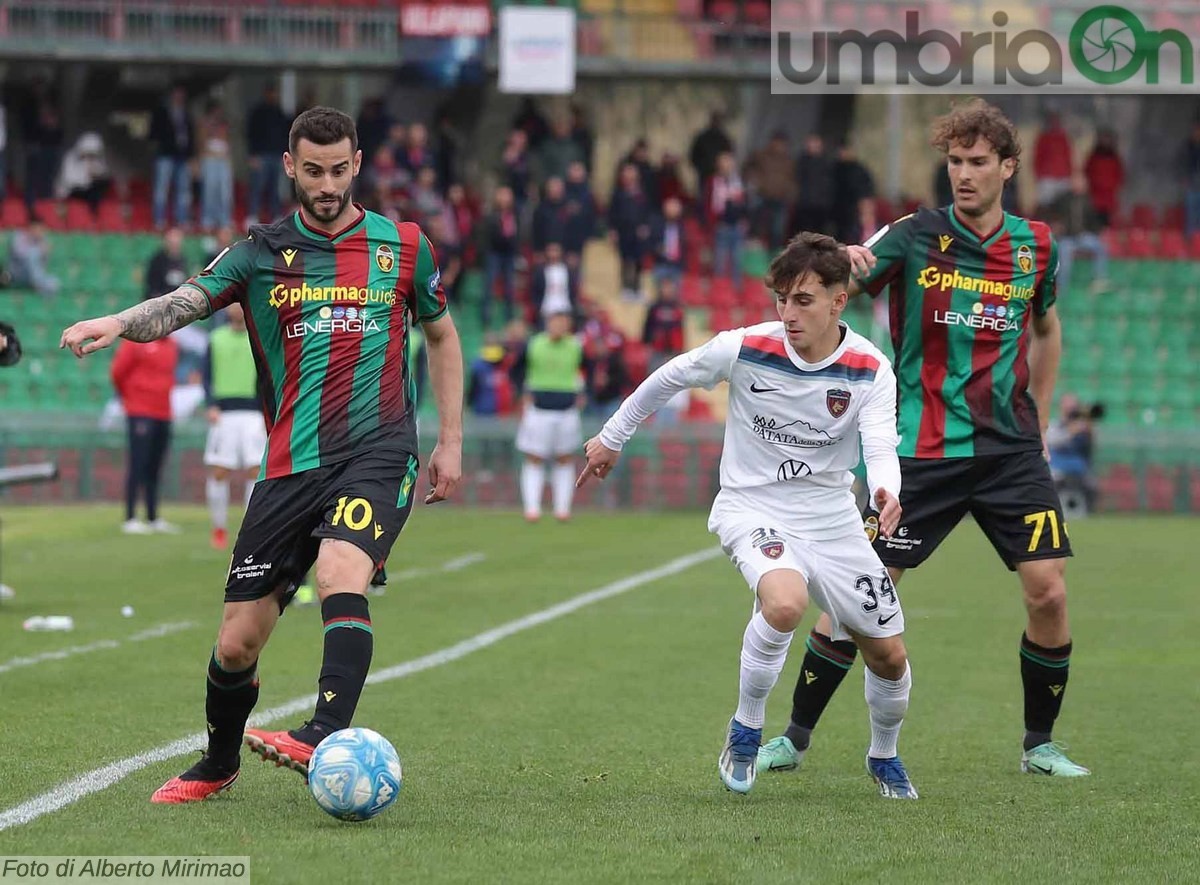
[{"left": 307, "top": 727, "right": 403, "bottom": 821}]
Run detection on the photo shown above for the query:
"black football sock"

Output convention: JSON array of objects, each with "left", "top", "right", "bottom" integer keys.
[
  {"left": 205, "top": 651, "right": 259, "bottom": 771},
  {"left": 294, "top": 594, "right": 373, "bottom": 744},
  {"left": 1020, "top": 632, "right": 1071, "bottom": 752},
  {"left": 783, "top": 630, "right": 857, "bottom": 750}
]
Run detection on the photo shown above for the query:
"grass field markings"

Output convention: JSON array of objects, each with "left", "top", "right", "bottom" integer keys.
[
  {"left": 0, "top": 621, "right": 199, "bottom": 676},
  {"left": 0, "top": 545, "right": 721, "bottom": 833},
  {"left": 389, "top": 550, "right": 487, "bottom": 583}
]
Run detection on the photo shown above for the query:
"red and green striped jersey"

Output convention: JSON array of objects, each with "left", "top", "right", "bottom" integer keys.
[
  {"left": 861, "top": 206, "right": 1058, "bottom": 459},
  {"left": 188, "top": 205, "right": 447, "bottom": 480}
]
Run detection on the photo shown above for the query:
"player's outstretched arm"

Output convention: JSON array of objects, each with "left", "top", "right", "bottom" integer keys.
[
  {"left": 859, "top": 360, "right": 902, "bottom": 537},
  {"left": 421, "top": 312, "right": 464, "bottom": 504},
  {"left": 60, "top": 284, "right": 211, "bottom": 357},
  {"left": 577, "top": 330, "right": 742, "bottom": 488}
]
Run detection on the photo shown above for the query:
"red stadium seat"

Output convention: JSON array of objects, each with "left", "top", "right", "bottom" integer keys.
[
  {"left": 1189, "top": 231, "right": 1200, "bottom": 260},
  {"left": 33, "top": 200, "right": 64, "bottom": 230},
  {"left": 1100, "top": 227, "right": 1127, "bottom": 258},
  {"left": 743, "top": 0, "right": 771, "bottom": 26},
  {"left": 0, "top": 197, "right": 28, "bottom": 228},
  {"left": 710, "top": 277, "right": 737, "bottom": 309},
  {"left": 97, "top": 200, "right": 130, "bottom": 233},
  {"left": 622, "top": 341, "right": 651, "bottom": 386},
  {"left": 1125, "top": 228, "right": 1154, "bottom": 258},
  {"left": 1162, "top": 204, "right": 1185, "bottom": 230},
  {"left": 1130, "top": 204, "right": 1157, "bottom": 229},
  {"left": 1158, "top": 229, "right": 1187, "bottom": 260},
  {"left": 679, "top": 273, "right": 706, "bottom": 307},
  {"left": 64, "top": 200, "right": 97, "bottom": 231}
]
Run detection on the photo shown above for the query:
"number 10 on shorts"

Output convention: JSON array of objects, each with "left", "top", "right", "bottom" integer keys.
[
  {"left": 331, "top": 496, "right": 374, "bottom": 532},
  {"left": 1023, "top": 509, "right": 1063, "bottom": 553}
]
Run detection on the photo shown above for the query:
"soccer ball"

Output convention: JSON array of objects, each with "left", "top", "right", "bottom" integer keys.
[{"left": 307, "top": 727, "right": 402, "bottom": 822}]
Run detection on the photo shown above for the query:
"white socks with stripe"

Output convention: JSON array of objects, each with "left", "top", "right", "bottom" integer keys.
[
  {"left": 735, "top": 612, "right": 794, "bottom": 728},
  {"left": 520, "top": 462, "right": 545, "bottom": 519},
  {"left": 206, "top": 477, "right": 229, "bottom": 531},
  {"left": 865, "top": 662, "right": 911, "bottom": 759}
]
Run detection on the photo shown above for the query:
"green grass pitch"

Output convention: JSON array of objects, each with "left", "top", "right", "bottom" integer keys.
[{"left": 1, "top": 505, "right": 1198, "bottom": 883}]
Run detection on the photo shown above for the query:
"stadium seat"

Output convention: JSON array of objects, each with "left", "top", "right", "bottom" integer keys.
[
  {"left": 33, "top": 200, "right": 64, "bottom": 230},
  {"left": 0, "top": 197, "right": 28, "bottom": 228},
  {"left": 1157, "top": 229, "right": 1187, "bottom": 260},
  {"left": 1130, "top": 204, "right": 1157, "bottom": 230},
  {"left": 1163, "top": 204, "right": 1185, "bottom": 230},
  {"left": 64, "top": 200, "right": 97, "bottom": 231}
]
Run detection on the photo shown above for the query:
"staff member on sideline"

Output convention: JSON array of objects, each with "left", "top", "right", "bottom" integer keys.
[{"left": 111, "top": 334, "right": 179, "bottom": 535}]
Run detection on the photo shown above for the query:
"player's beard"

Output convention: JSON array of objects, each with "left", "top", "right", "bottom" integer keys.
[{"left": 297, "top": 180, "right": 353, "bottom": 224}]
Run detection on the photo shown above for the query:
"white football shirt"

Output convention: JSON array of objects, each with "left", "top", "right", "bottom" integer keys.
[{"left": 600, "top": 321, "right": 900, "bottom": 540}]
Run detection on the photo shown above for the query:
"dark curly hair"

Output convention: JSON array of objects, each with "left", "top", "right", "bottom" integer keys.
[
  {"left": 289, "top": 106, "right": 358, "bottom": 155},
  {"left": 930, "top": 98, "right": 1022, "bottom": 173},
  {"left": 765, "top": 232, "right": 850, "bottom": 294}
]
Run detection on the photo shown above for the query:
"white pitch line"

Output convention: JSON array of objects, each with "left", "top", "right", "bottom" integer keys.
[
  {"left": 0, "top": 546, "right": 721, "bottom": 832},
  {"left": 0, "top": 621, "right": 199, "bottom": 676},
  {"left": 389, "top": 550, "right": 487, "bottom": 583}
]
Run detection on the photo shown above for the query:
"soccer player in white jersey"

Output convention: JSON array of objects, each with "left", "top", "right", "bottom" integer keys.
[{"left": 578, "top": 233, "right": 918, "bottom": 798}]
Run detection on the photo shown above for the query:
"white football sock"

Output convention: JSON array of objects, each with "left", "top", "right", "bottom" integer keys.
[
  {"left": 735, "top": 612, "right": 794, "bottom": 728},
  {"left": 865, "top": 662, "right": 911, "bottom": 759},
  {"left": 551, "top": 463, "right": 575, "bottom": 518},
  {"left": 207, "top": 477, "right": 230, "bottom": 530},
  {"left": 520, "top": 462, "right": 546, "bottom": 518}
]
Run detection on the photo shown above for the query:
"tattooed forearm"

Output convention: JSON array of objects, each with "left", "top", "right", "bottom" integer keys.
[{"left": 114, "top": 285, "right": 212, "bottom": 342}]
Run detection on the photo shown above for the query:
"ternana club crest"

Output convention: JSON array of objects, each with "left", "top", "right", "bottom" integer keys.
[
  {"left": 826, "top": 388, "right": 851, "bottom": 418},
  {"left": 1017, "top": 243, "right": 1034, "bottom": 274},
  {"left": 375, "top": 244, "right": 394, "bottom": 273}
]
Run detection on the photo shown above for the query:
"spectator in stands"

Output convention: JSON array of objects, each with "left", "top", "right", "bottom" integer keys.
[
  {"left": 0, "top": 101, "right": 8, "bottom": 202},
  {"left": 608, "top": 162, "right": 654, "bottom": 300},
  {"left": 467, "top": 333, "right": 512, "bottom": 417},
  {"left": 537, "top": 116, "right": 585, "bottom": 187},
  {"left": 150, "top": 85, "right": 194, "bottom": 229},
  {"left": 481, "top": 184, "right": 520, "bottom": 328},
  {"left": 8, "top": 221, "right": 59, "bottom": 295},
  {"left": 198, "top": 100, "right": 233, "bottom": 232},
  {"left": 562, "top": 160, "right": 597, "bottom": 267},
  {"left": 400, "top": 122, "right": 434, "bottom": 179},
  {"left": 657, "top": 151, "right": 689, "bottom": 210},
  {"left": 531, "top": 241, "right": 578, "bottom": 327},
  {"left": 426, "top": 212, "right": 462, "bottom": 305},
  {"left": 622, "top": 138, "right": 660, "bottom": 208},
  {"left": 583, "top": 333, "right": 629, "bottom": 420},
  {"left": 513, "top": 97, "right": 549, "bottom": 151},
  {"left": 446, "top": 182, "right": 479, "bottom": 266},
  {"left": 794, "top": 133, "right": 835, "bottom": 235},
  {"left": 111, "top": 334, "right": 179, "bottom": 535},
  {"left": 502, "top": 128, "right": 532, "bottom": 212},
  {"left": 1047, "top": 173, "right": 1109, "bottom": 293},
  {"left": 746, "top": 130, "right": 797, "bottom": 250},
  {"left": 410, "top": 166, "right": 445, "bottom": 229},
  {"left": 708, "top": 150, "right": 748, "bottom": 287},
  {"left": 144, "top": 227, "right": 188, "bottom": 299},
  {"left": 532, "top": 176, "right": 569, "bottom": 255},
  {"left": 570, "top": 101, "right": 594, "bottom": 172},
  {"left": 832, "top": 142, "right": 876, "bottom": 244},
  {"left": 1183, "top": 121, "right": 1200, "bottom": 237},
  {"left": 1033, "top": 110, "right": 1074, "bottom": 210},
  {"left": 642, "top": 275, "right": 685, "bottom": 364},
  {"left": 245, "top": 83, "right": 290, "bottom": 225},
  {"left": 690, "top": 110, "right": 734, "bottom": 196},
  {"left": 1084, "top": 128, "right": 1124, "bottom": 228},
  {"left": 55, "top": 131, "right": 110, "bottom": 212},
  {"left": 1047, "top": 393, "right": 1098, "bottom": 514},
  {"left": 0, "top": 320, "right": 20, "bottom": 367},
  {"left": 651, "top": 196, "right": 687, "bottom": 285},
  {"left": 434, "top": 111, "right": 463, "bottom": 190},
  {"left": 22, "top": 79, "right": 63, "bottom": 208}
]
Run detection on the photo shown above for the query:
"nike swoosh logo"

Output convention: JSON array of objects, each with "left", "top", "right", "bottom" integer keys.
[
  {"left": 877, "top": 612, "right": 899, "bottom": 626},
  {"left": 1029, "top": 763, "right": 1054, "bottom": 774},
  {"left": 750, "top": 383, "right": 779, "bottom": 393}
]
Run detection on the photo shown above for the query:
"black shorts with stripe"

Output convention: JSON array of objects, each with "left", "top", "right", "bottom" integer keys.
[
  {"left": 225, "top": 447, "right": 419, "bottom": 607},
  {"left": 864, "top": 449, "right": 1072, "bottom": 571}
]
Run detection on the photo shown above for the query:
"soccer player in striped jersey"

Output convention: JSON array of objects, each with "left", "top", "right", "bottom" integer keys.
[
  {"left": 580, "top": 233, "right": 918, "bottom": 798},
  {"left": 761, "top": 99, "right": 1089, "bottom": 778},
  {"left": 61, "top": 107, "right": 465, "bottom": 802}
]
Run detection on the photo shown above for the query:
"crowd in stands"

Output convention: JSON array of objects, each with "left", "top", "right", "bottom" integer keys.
[{"left": 4, "top": 85, "right": 1200, "bottom": 428}]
